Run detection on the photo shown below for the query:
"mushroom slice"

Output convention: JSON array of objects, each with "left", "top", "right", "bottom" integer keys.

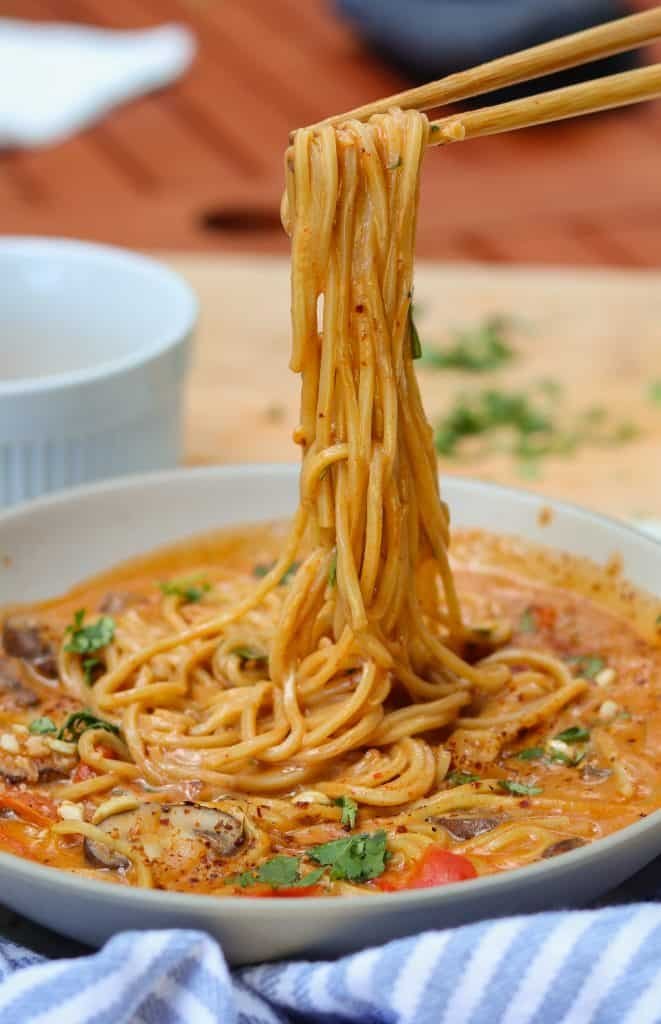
[
  {"left": 82, "top": 801, "right": 245, "bottom": 873},
  {"left": 84, "top": 839, "right": 131, "bottom": 871},
  {"left": 430, "top": 815, "right": 503, "bottom": 841},
  {"left": 0, "top": 658, "right": 38, "bottom": 708},
  {"left": 2, "top": 617, "right": 58, "bottom": 679},
  {"left": 541, "top": 837, "right": 586, "bottom": 859}
]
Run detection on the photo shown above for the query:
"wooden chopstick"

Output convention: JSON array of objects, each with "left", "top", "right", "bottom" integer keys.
[
  {"left": 320, "top": 7, "right": 661, "bottom": 127},
  {"left": 428, "top": 62, "right": 661, "bottom": 145}
]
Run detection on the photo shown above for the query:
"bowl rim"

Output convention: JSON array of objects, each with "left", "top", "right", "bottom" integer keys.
[
  {"left": 1, "top": 463, "right": 661, "bottom": 920},
  {"left": 0, "top": 237, "right": 198, "bottom": 398}
]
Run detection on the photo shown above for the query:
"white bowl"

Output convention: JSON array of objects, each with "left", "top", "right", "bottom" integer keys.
[
  {"left": 0, "top": 237, "right": 197, "bottom": 507},
  {"left": 1, "top": 465, "right": 661, "bottom": 964}
]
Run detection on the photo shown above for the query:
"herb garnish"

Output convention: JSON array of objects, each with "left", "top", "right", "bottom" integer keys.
[
  {"left": 516, "top": 746, "right": 544, "bottom": 761},
  {"left": 499, "top": 780, "right": 542, "bottom": 796},
  {"left": 231, "top": 646, "right": 268, "bottom": 665},
  {"left": 159, "top": 577, "right": 211, "bottom": 603},
  {"left": 57, "top": 710, "right": 120, "bottom": 743},
  {"left": 567, "top": 655, "right": 605, "bottom": 680},
  {"left": 226, "top": 856, "right": 324, "bottom": 890},
  {"left": 328, "top": 551, "right": 337, "bottom": 587},
  {"left": 446, "top": 771, "right": 480, "bottom": 787},
  {"left": 64, "top": 610, "right": 115, "bottom": 655},
  {"left": 420, "top": 316, "right": 514, "bottom": 372},
  {"left": 554, "top": 725, "right": 590, "bottom": 744},
  {"left": 333, "top": 795, "right": 358, "bottom": 830},
  {"left": 648, "top": 380, "right": 661, "bottom": 405},
  {"left": 253, "top": 562, "right": 300, "bottom": 585},
  {"left": 409, "top": 306, "right": 422, "bottom": 360},
  {"left": 307, "top": 830, "right": 389, "bottom": 883},
  {"left": 82, "top": 657, "right": 102, "bottom": 685},
  {"left": 517, "top": 608, "right": 537, "bottom": 633},
  {"left": 28, "top": 716, "right": 57, "bottom": 735}
]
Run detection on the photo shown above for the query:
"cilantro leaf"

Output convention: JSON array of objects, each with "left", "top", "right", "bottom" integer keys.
[
  {"left": 499, "top": 780, "right": 542, "bottom": 796},
  {"left": 554, "top": 725, "right": 590, "bottom": 744},
  {"left": 256, "top": 855, "right": 300, "bottom": 888},
  {"left": 57, "top": 710, "right": 119, "bottom": 743},
  {"left": 328, "top": 551, "right": 337, "bottom": 587},
  {"left": 82, "top": 657, "right": 102, "bottom": 685},
  {"left": 517, "top": 608, "right": 537, "bottom": 633},
  {"left": 446, "top": 771, "right": 480, "bottom": 787},
  {"left": 253, "top": 562, "right": 299, "bottom": 585},
  {"left": 64, "top": 610, "right": 115, "bottom": 655},
  {"left": 333, "top": 795, "right": 358, "bottom": 830},
  {"left": 159, "top": 577, "right": 211, "bottom": 603},
  {"left": 308, "top": 830, "right": 389, "bottom": 883},
  {"left": 409, "top": 306, "right": 422, "bottom": 360},
  {"left": 568, "top": 655, "right": 605, "bottom": 680},
  {"left": 648, "top": 380, "right": 661, "bottom": 406},
  {"left": 287, "top": 867, "right": 325, "bottom": 888},
  {"left": 28, "top": 716, "right": 57, "bottom": 735},
  {"left": 231, "top": 645, "right": 268, "bottom": 665},
  {"left": 516, "top": 746, "right": 544, "bottom": 761},
  {"left": 226, "top": 869, "right": 257, "bottom": 888}
]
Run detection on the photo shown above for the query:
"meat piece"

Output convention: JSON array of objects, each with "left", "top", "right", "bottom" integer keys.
[
  {"left": 430, "top": 815, "right": 503, "bottom": 840},
  {"left": 447, "top": 728, "right": 502, "bottom": 768},
  {"left": 83, "top": 801, "right": 246, "bottom": 873},
  {"left": 541, "top": 837, "right": 586, "bottom": 859},
  {"left": 0, "top": 658, "right": 38, "bottom": 707},
  {"left": 1, "top": 617, "right": 58, "bottom": 679}
]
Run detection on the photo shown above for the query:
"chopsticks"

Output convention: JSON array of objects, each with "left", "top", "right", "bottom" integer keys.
[{"left": 311, "top": 6, "right": 661, "bottom": 143}]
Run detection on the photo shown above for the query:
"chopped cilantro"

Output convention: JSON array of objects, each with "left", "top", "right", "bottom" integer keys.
[
  {"left": 57, "top": 710, "right": 119, "bottom": 743},
  {"left": 159, "top": 577, "right": 211, "bottom": 603},
  {"left": 517, "top": 607, "right": 537, "bottom": 633},
  {"left": 516, "top": 746, "right": 544, "bottom": 761},
  {"left": 308, "top": 830, "right": 389, "bottom": 883},
  {"left": 231, "top": 645, "right": 268, "bottom": 665},
  {"left": 420, "top": 316, "right": 514, "bottom": 372},
  {"left": 409, "top": 306, "right": 422, "bottom": 360},
  {"left": 568, "top": 655, "right": 605, "bottom": 680},
  {"left": 253, "top": 562, "right": 299, "bottom": 585},
  {"left": 549, "top": 749, "right": 586, "bottom": 767},
  {"left": 64, "top": 610, "right": 115, "bottom": 655},
  {"left": 648, "top": 380, "right": 661, "bottom": 405},
  {"left": 554, "top": 725, "right": 590, "bottom": 744},
  {"left": 328, "top": 551, "right": 337, "bottom": 587},
  {"left": 28, "top": 716, "right": 57, "bottom": 735},
  {"left": 498, "top": 780, "right": 542, "bottom": 796},
  {"left": 256, "top": 855, "right": 300, "bottom": 888},
  {"left": 333, "top": 795, "right": 358, "bottom": 830},
  {"left": 446, "top": 771, "right": 480, "bottom": 787},
  {"left": 287, "top": 867, "right": 326, "bottom": 888},
  {"left": 82, "top": 657, "right": 102, "bottom": 685},
  {"left": 656, "top": 613, "right": 661, "bottom": 629},
  {"left": 227, "top": 869, "right": 257, "bottom": 888}
]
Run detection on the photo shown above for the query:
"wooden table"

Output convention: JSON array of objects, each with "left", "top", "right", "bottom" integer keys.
[
  {"left": 174, "top": 255, "right": 661, "bottom": 520},
  {"left": 2, "top": 0, "right": 661, "bottom": 266}
]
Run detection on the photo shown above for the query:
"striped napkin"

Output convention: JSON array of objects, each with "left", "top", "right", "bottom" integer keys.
[{"left": 1, "top": 894, "right": 661, "bottom": 1022}]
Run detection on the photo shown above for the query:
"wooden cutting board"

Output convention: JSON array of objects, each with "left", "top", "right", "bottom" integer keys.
[{"left": 170, "top": 256, "right": 661, "bottom": 520}]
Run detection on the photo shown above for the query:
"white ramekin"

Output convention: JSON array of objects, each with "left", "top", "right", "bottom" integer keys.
[{"left": 0, "top": 237, "right": 197, "bottom": 507}]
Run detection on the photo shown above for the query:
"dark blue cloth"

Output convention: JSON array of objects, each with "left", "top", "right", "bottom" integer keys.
[{"left": 335, "top": 0, "right": 638, "bottom": 98}]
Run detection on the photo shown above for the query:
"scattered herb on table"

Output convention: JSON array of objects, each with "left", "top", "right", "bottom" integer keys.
[
  {"left": 333, "top": 795, "right": 358, "bottom": 830},
  {"left": 647, "top": 380, "right": 661, "bottom": 406},
  {"left": 64, "top": 610, "right": 115, "bottom": 655},
  {"left": 159, "top": 577, "right": 211, "bottom": 603},
  {"left": 420, "top": 315, "right": 514, "bottom": 372}
]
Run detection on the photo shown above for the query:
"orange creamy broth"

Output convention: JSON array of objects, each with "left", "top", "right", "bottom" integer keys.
[{"left": 1, "top": 523, "right": 661, "bottom": 896}]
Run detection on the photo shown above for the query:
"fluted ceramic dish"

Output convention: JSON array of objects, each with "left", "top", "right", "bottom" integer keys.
[
  {"left": 0, "top": 238, "right": 196, "bottom": 508},
  {"left": 1, "top": 465, "right": 661, "bottom": 965}
]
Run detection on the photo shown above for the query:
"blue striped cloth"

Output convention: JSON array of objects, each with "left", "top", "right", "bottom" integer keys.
[{"left": 2, "top": 900, "right": 661, "bottom": 1022}]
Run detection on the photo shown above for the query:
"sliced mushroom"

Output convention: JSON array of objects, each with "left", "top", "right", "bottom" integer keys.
[
  {"left": 541, "top": 837, "right": 586, "bottom": 859},
  {"left": 1, "top": 617, "right": 58, "bottom": 679},
  {"left": 0, "top": 658, "right": 38, "bottom": 708},
  {"left": 0, "top": 753, "right": 39, "bottom": 785},
  {"left": 98, "top": 592, "right": 132, "bottom": 615},
  {"left": 83, "top": 801, "right": 245, "bottom": 873},
  {"left": 430, "top": 815, "right": 503, "bottom": 840},
  {"left": 580, "top": 763, "right": 612, "bottom": 784},
  {"left": 84, "top": 839, "right": 131, "bottom": 871}
]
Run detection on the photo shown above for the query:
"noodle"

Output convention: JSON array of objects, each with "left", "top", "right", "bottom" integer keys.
[{"left": 1, "top": 107, "right": 657, "bottom": 897}]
